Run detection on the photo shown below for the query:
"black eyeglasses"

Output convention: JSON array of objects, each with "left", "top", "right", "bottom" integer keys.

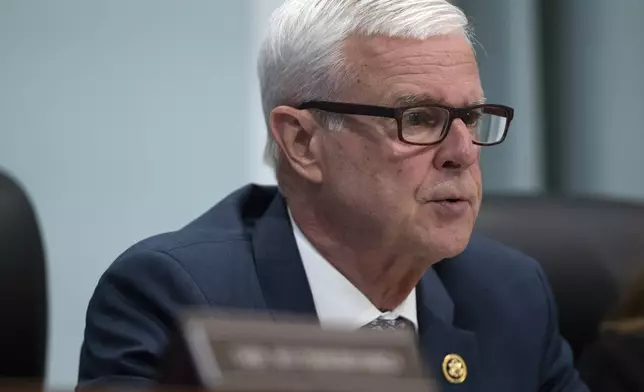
[{"left": 298, "top": 101, "right": 514, "bottom": 146}]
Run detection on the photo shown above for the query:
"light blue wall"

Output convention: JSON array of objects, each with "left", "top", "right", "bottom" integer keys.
[
  {"left": 556, "top": 0, "right": 644, "bottom": 199},
  {"left": 0, "top": 0, "right": 252, "bottom": 387}
]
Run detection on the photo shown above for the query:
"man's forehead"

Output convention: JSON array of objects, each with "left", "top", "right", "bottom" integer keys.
[{"left": 343, "top": 35, "right": 483, "bottom": 107}]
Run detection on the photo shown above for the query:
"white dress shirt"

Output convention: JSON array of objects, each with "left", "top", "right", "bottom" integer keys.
[{"left": 290, "top": 214, "right": 417, "bottom": 331}]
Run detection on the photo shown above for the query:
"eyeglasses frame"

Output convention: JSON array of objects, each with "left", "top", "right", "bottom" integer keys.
[{"left": 297, "top": 100, "right": 515, "bottom": 146}]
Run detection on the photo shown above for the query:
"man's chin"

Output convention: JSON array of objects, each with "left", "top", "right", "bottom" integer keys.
[
  {"left": 419, "top": 228, "right": 473, "bottom": 260},
  {"left": 442, "top": 240, "right": 470, "bottom": 259}
]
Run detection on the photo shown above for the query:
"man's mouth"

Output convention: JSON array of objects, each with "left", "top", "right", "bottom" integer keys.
[
  {"left": 428, "top": 198, "right": 471, "bottom": 215},
  {"left": 432, "top": 198, "right": 466, "bottom": 203}
]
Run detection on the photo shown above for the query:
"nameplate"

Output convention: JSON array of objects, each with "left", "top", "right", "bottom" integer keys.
[{"left": 175, "top": 310, "right": 436, "bottom": 392}]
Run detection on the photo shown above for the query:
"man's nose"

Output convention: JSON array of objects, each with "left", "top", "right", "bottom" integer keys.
[{"left": 432, "top": 119, "right": 480, "bottom": 170}]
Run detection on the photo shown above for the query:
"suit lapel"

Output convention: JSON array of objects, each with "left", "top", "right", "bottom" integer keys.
[
  {"left": 252, "top": 192, "right": 317, "bottom": 321},
  {"left": 417, "top": 266, "right": 483, "bottom": 391}
]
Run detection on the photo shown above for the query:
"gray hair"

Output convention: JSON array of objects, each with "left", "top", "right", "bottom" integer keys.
[{"left": 257, "top": 0, "right": 473, "bottom": 168}]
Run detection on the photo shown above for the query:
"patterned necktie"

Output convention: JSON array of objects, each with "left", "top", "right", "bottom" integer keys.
[{"left": 362, "top": 316, "right": 414, "bottom": 331}]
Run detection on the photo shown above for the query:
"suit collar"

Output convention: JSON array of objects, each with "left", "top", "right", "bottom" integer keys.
[
  {"left": 252, "top": 191, "right": 317, "bottom": 320},
  {"left": 417, "top": 265, "right": 455, "bottom": 330}
]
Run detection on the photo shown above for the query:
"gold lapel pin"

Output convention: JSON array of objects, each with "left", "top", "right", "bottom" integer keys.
[{"left": 442, "top": 353, "right": 467, "bottom": 384}]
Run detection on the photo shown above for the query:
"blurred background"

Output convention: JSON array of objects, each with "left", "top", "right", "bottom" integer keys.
[{"left": 1, "top": 0, "right": 643, "bottom": 388}]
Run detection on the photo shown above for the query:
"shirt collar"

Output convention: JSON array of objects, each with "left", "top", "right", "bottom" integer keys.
[{"left": 289, "top": 212, "right": 418, "bottom": 331}]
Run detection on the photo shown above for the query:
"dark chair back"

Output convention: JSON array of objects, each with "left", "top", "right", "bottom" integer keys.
[
  {"left": 475, "top": 195, "right": 644, "bottom": 361},
  {"left": 0, "top": 171, "right": 48, "bottom": 379}
]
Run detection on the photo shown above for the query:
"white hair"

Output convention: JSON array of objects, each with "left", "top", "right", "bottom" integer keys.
[{"left": 257, "top": 0, "right": 473, "bottom": 168}]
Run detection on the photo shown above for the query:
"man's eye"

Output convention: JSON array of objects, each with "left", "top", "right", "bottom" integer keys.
[
  {"left": 462, "top": 111, "right": 483, "bottom": 127},
  {"left": 404, "top": 110, "right": 443, "bottom": 128}
]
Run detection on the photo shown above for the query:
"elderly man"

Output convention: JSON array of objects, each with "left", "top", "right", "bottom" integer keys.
[{"left": 78, "top": 1, "right": 589, "bottom": 391}]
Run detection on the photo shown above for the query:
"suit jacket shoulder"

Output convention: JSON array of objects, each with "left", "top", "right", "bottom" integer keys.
[{"left": 78, "top": 185, "right": 277, "bottom": 388}]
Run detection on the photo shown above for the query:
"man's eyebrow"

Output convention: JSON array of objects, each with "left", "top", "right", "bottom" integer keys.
[{"left": 392, "top": 93, "right": 487, "bottom": 107}]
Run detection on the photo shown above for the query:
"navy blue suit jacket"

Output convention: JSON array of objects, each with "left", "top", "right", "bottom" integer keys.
[{"left": 78, "top": 184, "right": 588, "bottom": 392}]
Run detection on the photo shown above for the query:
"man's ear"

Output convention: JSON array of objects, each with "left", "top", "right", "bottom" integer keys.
[{"left": 269, "top": 106, "right": 323, "bottom": 183}]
